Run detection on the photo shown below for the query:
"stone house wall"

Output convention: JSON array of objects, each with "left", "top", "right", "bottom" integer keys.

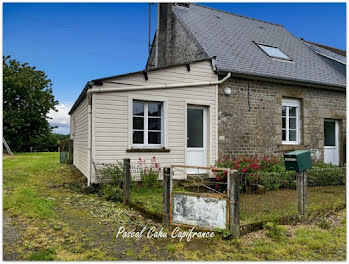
[{"left": 218, "top": 77, "right": 346, "bottom": 164}]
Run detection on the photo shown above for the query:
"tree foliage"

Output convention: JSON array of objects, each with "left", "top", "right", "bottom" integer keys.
[{"left": 3, "top": 56, "right": 58, "bottom": 152}]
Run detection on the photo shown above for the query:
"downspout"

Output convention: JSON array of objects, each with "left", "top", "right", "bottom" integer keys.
[
  {"left": 86, "top": 72, "right": 231, "bottom": 185},
  {"left": 87, "top": 102, "right": 92, "bottom": 186}
]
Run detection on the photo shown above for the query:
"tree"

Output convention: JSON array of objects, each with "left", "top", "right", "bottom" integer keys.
[
  {"left": 32, "top": 132, "right": 60, "bottom": 152},
  {"left": 54, "top": 133, "right": 70, "bottom": 141},
  {"left": 3, "top": 56, "right": 58, "bottom": 152}
]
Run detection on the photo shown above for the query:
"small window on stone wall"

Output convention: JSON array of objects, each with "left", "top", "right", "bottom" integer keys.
[{"left": 282, "top": 99, "right": 300, "bottom": 145}]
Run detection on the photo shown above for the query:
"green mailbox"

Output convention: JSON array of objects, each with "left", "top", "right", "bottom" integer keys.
[{"left": 284, "top": 150, "right": 312, "bottom": 172}]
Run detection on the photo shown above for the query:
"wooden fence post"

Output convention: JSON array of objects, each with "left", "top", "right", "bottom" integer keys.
[
  {"left": 296, "top": 171, "right": 307, "bottom": 215},
  {"left": 163, "top": 167, "right": 171, "bottom": 225},
  {"left": 228, "top": 170, "right": 240, "bottom": 238},
  {"left": 123, "top": 158, "right": 131, "bottom": 205}
]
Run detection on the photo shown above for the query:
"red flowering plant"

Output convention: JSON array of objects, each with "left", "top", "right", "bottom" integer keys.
[
  {"left": 138, "top": 156, "right": 161, "bottom": 188},
  {"left": 213, "top": 155, "right": 285, "bottom": 191}
]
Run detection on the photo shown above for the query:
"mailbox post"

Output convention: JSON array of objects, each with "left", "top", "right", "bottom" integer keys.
[{"left": 284, "top": 150, "right": 312, "bottom": 216}]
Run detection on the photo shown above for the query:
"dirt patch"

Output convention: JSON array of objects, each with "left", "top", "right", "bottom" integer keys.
[{"left": 3, "top": 215, "right": 22, "bottom": 260}]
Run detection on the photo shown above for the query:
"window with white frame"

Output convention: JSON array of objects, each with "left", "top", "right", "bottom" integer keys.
[
  {"left": 282, "top": 99, "right": 300, "bottom": 144},
  {"left": 132, "top": 100, "right": 163, "bottom": 147}
]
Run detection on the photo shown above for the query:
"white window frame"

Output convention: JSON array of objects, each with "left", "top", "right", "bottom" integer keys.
[
  {"left": 132, "top": 100, "right": 164, "bottom": 149},
  {"left": 282, "top": 99, "right": 300, "bottom": 145}
]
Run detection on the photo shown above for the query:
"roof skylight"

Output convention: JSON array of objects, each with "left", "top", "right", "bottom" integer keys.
[{"left": 256, "top": 44, "right": 292, "bottom": 61}]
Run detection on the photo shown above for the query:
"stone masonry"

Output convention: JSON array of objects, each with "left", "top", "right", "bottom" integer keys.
[
  {"left": 146, "top": 4, "right": 208, "bottom": 69},
  {"left": 218, "top": 77, "right": 346, "bottom": 164}
]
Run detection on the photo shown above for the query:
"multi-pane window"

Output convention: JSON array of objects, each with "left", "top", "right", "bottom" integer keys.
[
  {"left": 282, "top": 99, "right": 300, "bottom": 144},
  {"left": 132, "top": 101, "right": 163, "bottom": 147}
]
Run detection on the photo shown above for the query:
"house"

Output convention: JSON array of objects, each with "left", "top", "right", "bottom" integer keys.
[
  {"left": 69, "top": 3, "right": 346, "bottom": 185},
  {"left": 146, "top": 3, "right": 346, "bottom": 163}
]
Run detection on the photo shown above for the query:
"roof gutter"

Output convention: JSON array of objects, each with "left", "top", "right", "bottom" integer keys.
[
  {"left": 86, "top": 72, "right": 231, "bottom": 186},
  {"left": 218, "top": 70, "right": 346, "bottom": 92}
]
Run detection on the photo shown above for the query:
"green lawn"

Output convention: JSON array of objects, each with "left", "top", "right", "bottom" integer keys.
[
  {"left": 130, "top": 182, "right": 345, "bottom": 225},
  {"left": 240, "top": 185, "right": 346, "bottom": 224},
  {"left": 3, "top": 153, "right": 346, "bottom": 261}
]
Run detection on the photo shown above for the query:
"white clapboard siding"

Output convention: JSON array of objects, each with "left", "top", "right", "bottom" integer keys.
[
  {"left": 71, "top": 97, "right": 89, "bottom": 178},
  {"left": 92, "top": 60, "right": 218, "bottom": 180}
]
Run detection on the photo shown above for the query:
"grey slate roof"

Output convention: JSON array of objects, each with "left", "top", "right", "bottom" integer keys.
[
  {"left": 303, "top": 40, "right": 346, "bottom": 65},
  {"left": 172, "top": 4, "right": 346, "bottom": 88}
]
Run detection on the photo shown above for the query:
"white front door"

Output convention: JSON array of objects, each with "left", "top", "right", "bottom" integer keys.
[
  {"left": 186, "top": 106, "right": 207, "bottom": 174},
  {"left": 324, "top": 120, "right": 339, "bottom": 166}
]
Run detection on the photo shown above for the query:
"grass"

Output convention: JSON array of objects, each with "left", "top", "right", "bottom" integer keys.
[
  {"left": 240, "top": 185, "right": 346, "bottom": 224},
  {"left": 3, "top": 187, "right": 55, "bottom": 219},
  {"left": 3, "top": 153, "right": 346, "bottom": 261},
  {"left": 29, "top": 249, "right": 56, "bottom": 261},
  {"left": 130, "top": 185, "right": 163, "bottom": 214},
  {"left": 3, "top": 153, "right": 59, "bottom": 219},
  {"left": 129, "top": 182, "right": 345, "bottom": 225},
  {"left": 130, "top": 184, "right": 186, "bottom": 214}
]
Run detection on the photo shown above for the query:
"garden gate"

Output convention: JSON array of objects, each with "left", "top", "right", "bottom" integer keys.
[{"left": 163, "top": 165, "right": 239, "bottom": 236}]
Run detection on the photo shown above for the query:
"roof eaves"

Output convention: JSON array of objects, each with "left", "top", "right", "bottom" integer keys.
[
  {"left": 68, "top": 82, "right": 91, "bottom": 115},
  {"left": 217, "top": 67, "right": 346, "bottom": 91}
]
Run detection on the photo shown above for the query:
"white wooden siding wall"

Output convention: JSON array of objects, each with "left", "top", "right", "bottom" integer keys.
[
  {"left": 93, "top": 61, "right": 218, "bottom": 180},
  {"left": 71, "top": 97, "right": 89, "bottom": 178}
]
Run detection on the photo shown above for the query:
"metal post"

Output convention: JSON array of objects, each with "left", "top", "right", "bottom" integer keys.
[
  {"left": 297, "top": 171, "right": 307, "bottom": 215},
  {"left": 163, "top": 167, "right": 171, "bottom": 225},
  {"left": 123, "top": 158, "right": 131, "bottom": 205},
  {"left": 228, "top": 170, "right": 240, "bottom": 238}
]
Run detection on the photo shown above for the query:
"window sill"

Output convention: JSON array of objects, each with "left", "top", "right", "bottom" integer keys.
[
  {"left": 278, "top": 144, "right": 308, "bottom": 151},
  {"left": 126, "top": 148, "right": 170, "bottom": 153}
]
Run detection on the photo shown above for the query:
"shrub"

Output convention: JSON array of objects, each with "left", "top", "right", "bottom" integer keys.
[
  {"left": 101, "top": 184, "right": 123, "bottom": 202},
  {"left": 213, "top": 155, "right": 345, "bottom": 191},
  {"left": 313, "top": 162, "right": 337, "bottom": 169},
  {"left": 215, "top": 155, "right": 285, "bottom": 175},
  {"left": 259, "top": 171, "right": 296, "bottom": 190},
  {"left": 138, "top": 157, "right": 161, "bottom": 188},
  {"left": 99, "top": 162, "right": 124, "bottom": 188},
  {"left": 97, "top": 162, "right": 125, "bottom": 203},
  {"left": 307, "top": 167, "right": 345, "bottom": 186}
]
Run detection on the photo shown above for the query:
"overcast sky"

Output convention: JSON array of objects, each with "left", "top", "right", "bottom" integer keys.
[{"left": 3, "top": 3, "right": 346, "bottom": 134}]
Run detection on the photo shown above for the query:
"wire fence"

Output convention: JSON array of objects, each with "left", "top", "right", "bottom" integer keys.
[
  {"left": 93, "top": 160, "right": 345, "bottom": 227},
  {"left": 237, "top": 167, "right": 345, "bottom": 224}
]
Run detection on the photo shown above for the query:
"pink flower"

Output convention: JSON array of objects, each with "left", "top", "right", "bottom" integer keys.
[
  {"left": 216, "top": 176, "right": 221, "bottom": 181},
  {"left": 242, "top": 168, "right": 248, "bottom": 173}
]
